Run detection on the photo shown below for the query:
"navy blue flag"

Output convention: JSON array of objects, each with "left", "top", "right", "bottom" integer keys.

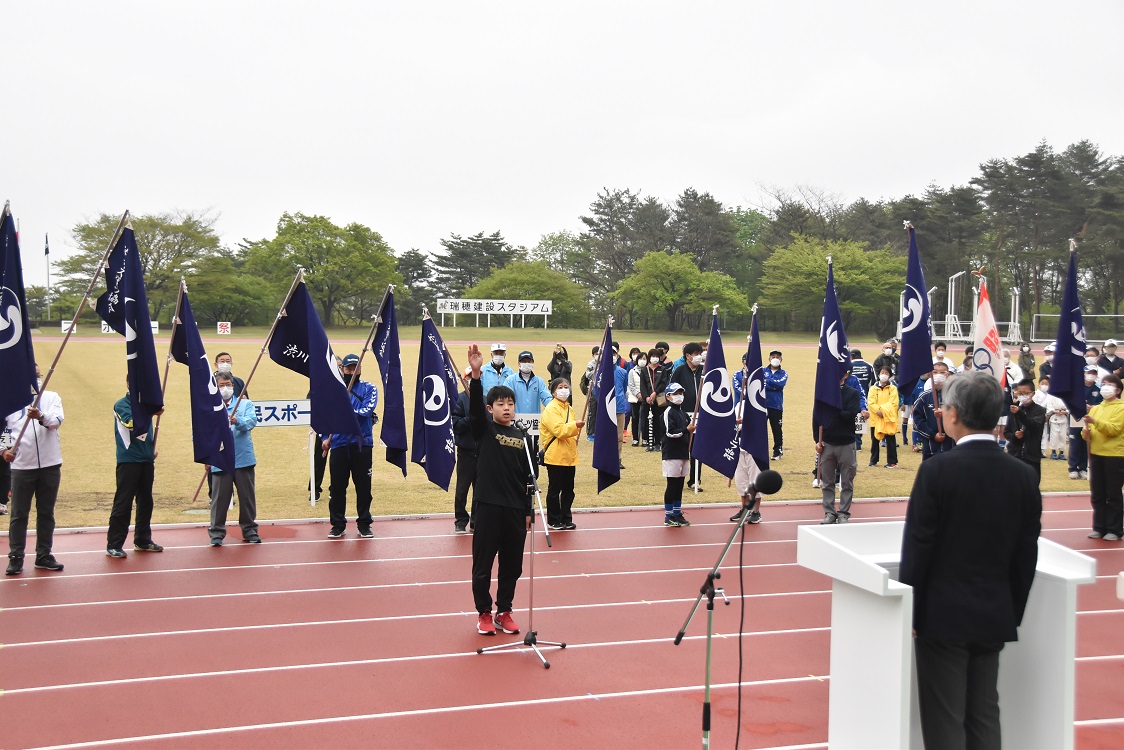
[
  {"left": 591, "top": 320, "right": 620, "bottom": 492},
  {"left": 897, "top": 225, "right": 933, "bottom": 399},
  {"left": 268, "top": 281, "right": 360, "bottom": 436},
  {"left": 0, "top": 208, "right": 38, "bottom": 419},
  {"left": 372, "top": 290, "right": 408, "bottom": 475},
  {"left": 739, "top": 310, "right": 771, "bottom": 469},
  {"left": 169, "top": 286, "right": 235, "bottom": 474},
  {"left": 813, "top": 260, "right": 851, "bottom": 426},
  {"left": 691, "top": 313, "right": 739, "bottom": 479},
  {"left": 1049, "top": 247, "right": 1088, "bottom": 420},
  {"left": 95, "top": 226, "right": 164, "bottom": 438},
  {"left": 411, "top": 318, "right": 457, "bottom": 490}
]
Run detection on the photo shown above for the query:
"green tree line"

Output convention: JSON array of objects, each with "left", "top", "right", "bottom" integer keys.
[{"left": 36, "top": 139, "right": 1124, "bottom": 336}]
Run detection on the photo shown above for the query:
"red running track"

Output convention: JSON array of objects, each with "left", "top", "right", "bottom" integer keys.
[{"left": 0, "top": 495, "right": 1121, "bottom": 749}]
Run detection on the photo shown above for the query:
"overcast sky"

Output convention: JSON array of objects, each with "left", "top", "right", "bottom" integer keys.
[{"left": 5, "top": 1, "right": 1123, "bottom": 288}]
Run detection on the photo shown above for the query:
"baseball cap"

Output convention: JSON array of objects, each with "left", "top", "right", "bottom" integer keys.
[
  {"left": 463, "top": 366, "right": 472, "bottom": 378},
  {"left": 341, "top": 353, "right": 360, "bottom": 367},
  {"left": 1105, "top": 338, "right": 1118, "bottom": 347},
  {"left": 490, "top": 343, "right": 507, "bottom": 352},
  {"left": 665, "top": 382, "right": 685, "bottom": 395},
  {"left": 1044, "top": 343, "right": 1055, "bottom": 353},
  {"left": 1085, "top": 365, "right": 1099, "bottom": 372},
  {"left": 518, "top": 350, "right": 534, "bottom": 361}
]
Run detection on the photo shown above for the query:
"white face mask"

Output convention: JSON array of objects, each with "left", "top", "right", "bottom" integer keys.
[
  {"left": 1101, "top": 385, "right": 1118, "bottom": 399},
  {"left": 770, "top": 358, "right": 781, "bottom": 368},
  {"left": 219, "top": 386, "right": 234, "bottom": 400},
  {"left": 1018, "top": 394, "right": 1032, "bottom": 404},
  {"left": 933, "top": 374, "right": 946, "bottom": 386},
  {"left": 631, "top": 353, "right": 639, "bottom": 361},
  {"left": 519, "top": 362, "right": 533, "bottom": 374},
  {"left": 1045, "top": 355, "right": 1053, "bottom": 362},
  {"left": 1022, "top": 347, "right": 1030, "bottom": 353},
  {"left": 492, "top": 354, "right": 505, "bottom": 366},
  {"left": 217, "top": 362, "right": 232, "bottom": 373},
  {"left": 883, "top": 348, "right": 892, "bottom": 356},
  {"left": 555, "top": 388, "right": 570, "bottom": 401},
  {"left": 651, "top": 357, "right": 661, "bottom": 364},
  {"left": 1002, "top": 355, "right": 1010, "bottom": 363},
  {"left": 1086, "top": 356, "right": 1097, "bottom": 365},
  {"left": 691, "top": 355, "right": 704, "bottom": 366},
  {"left": 879, "top": 373, "right": 890, "bottom": 383},
  {"left": 935, "top": 351, "right": 945, "bottom": 359},
  {"left": 1040, "top": 383, "right": 1050, "bottom": 392},
  {"left": 668, "top": 394, "right": 684, "bottom": 405},
  {"left": 637, "top": 359, "right": 647, "bottom": 367},
  {"left": 1086, "top": 376, "right": 1097, "bottom": 386}
]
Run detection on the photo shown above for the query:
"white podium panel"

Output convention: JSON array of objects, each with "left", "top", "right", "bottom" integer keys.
[{"left": 798, "top": 521, "right": 1095, "bottom": 750}]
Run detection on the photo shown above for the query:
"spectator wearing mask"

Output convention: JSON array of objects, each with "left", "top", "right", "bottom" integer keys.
[
  {"left": 873, "top": 342, "right": 898, "bottom": 377},
  {"left": 1086, "top": 346, "right": 1110, "bottom": 382},
  {"left": 1017, "top": 343, "right": 1036, "bottom": 381},
  {"left": 1035, "top": 375, "right": 1068, "bottom": 461},
  {"left": 481, "top": 343, "right": 515, "bottom": 395},
  {"left": 613, "top": 347, "right": 630, "bottom": 467},
  {"left": 764, "top": 350, "right": 788, "bottom": 460},
  {"left": 209, "top": 372, "right": 261, "bottom": 546},
  {"left": 639, "top": 348, "right": 669, "bottom": 451},
  {"left": 1006, "top": 379, "right": 1047, "bottom": 480},
  {"left": 213, "top": 352, "right": 246, "bottom": 397},
  {"left": 1098, "top": 339, "right": 1123, "bottom": 379},
  {"left": 912, "top": 362, "right": 954, "bottom": 460},
  {"left": 627, "top": 354, "right": 644, "bottom": 446},
  {"left": 547, "top": 344, "right": 572, "bottom": 386},
  {"left": 1081, "top": 373, "right": 1124, "bottom": 541},
  {"left": 868, "top": 367, "right": 901, "bottom": 468},
  {"left": 1068, "top": 366, "right": 1103, "bottom": 480},
  {"left": 541, "top": 378, "right": 584, "bottom": 530},
  {"left": 502, "top": 351, "right": 552, "bottom": 416},
  {"left": 931, "top": 341, "right": 950, "bottom": 368},
  {"left": 1039, "top": 344, "right": 1055, "bottom": 380},
  {"left": 1001, "top": 349, "right": 1025, "bottom": 387}
]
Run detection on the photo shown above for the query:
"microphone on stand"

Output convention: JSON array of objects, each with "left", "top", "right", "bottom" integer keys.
[{"left": 742, "top": 469, "right": 783, "bottom": 503}]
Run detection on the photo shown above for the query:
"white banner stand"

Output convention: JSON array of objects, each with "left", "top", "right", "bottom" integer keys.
[{"left": 798, "top": 521, "right": 1095, "bottom": 750}]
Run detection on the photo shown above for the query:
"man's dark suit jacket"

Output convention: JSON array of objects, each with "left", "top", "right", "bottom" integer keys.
[{"left": 900, "top": 439, "right": 1041, "bottom": 643}]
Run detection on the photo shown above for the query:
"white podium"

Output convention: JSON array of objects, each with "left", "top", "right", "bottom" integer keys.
[{"left": 797, "top": 521, "right": 1096, "bottom": 750}]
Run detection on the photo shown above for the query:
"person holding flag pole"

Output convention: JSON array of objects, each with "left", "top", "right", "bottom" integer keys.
[
  {"left": 730, "top": 305, "right": 770, "bottom": 524},
  {"left": 690, "top": 305, "right": 739, "bottom": 488},
  {"left": 590, "top": 317, "right": 622, "bottom": 494},
  {"left": 971, "top": 270, "right": 1007, "bottom": 442},
  {"left": 411, "top": 307, "right": 458, "bottom": 492}
]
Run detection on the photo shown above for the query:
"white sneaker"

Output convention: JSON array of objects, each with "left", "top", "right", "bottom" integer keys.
[
  {"left": 1069, "top": 471, "right": 1079, "bottom": 479},
  {"left": 1104, "top": 533, "right": 1121, "bottom": 541},
  {"left": 812, "top": 478, "right": 822, "bottom": 489},
  {"left": 1080, "top": 470, "right": 1089, "bottom": 479}
]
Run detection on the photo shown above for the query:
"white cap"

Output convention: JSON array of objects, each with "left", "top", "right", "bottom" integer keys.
[
  {"left": 1105, "top": 338, "right": 1118, "bottom": 348},
  {"left": 1044, "top": 343, "right": 1055, "bottom": 352},
  {"left": 490, "top": 343, "right": 507, "bottom": 352}
]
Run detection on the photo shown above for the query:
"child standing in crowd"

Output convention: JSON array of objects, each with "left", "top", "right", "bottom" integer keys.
[
  {"left": 868, "top": 367, "right": 900, "bottom": 468},
  {"left": 661, "top": 383, "right": 693, "bottom": 527}
]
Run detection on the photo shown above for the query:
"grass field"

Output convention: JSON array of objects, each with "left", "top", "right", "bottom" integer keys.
[{"left": 19, "top": 325, "right": 1080, "bottom": 529}]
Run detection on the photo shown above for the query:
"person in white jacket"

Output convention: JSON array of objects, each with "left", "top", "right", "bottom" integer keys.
[
  {"left": 1034, "top": 375, "right": 1069, "bottom": 460},
  {"left": 3, "top": 365, "right": 66, "bottom": 576}
]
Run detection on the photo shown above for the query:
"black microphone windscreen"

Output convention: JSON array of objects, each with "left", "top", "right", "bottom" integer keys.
[{"left": 755, "top": 469, "right": 784, "bottom": 495}]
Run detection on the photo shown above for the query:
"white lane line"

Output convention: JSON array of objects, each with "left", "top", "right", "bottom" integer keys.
[
  {"left": 1074, "top": 717, "right": 1124, "bottom": 727},
  {"left": 1, "top": 562, "right": 816, "bottom": 611},
  {"left": 25, "top": 675, "right": 831, "bottom": 750},
  {"left": 1076, "top": 654, "right": 1124, "bottom": 662},
  {"left": 0, "top": 539, "right": 802, "bottom": 582},
  {"left": 2, "top": 626, "right": 833, "bottom": 694},
  {"left": 3, "top": 590, "right": 832, "bottom": 648}
]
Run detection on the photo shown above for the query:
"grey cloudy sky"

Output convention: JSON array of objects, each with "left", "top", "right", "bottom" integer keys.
[{"left": 5, "top": 1, "right": 1122, "bottom": 288}]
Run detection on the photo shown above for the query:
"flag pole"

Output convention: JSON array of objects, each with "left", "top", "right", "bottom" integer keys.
[
  {"left": 729, "top": 307, "right": 758, "bottom": 488},
  {"left": 577, "top": 315, "right": 613, "bottom": 440},
  {"left": 9, "top": 210, "right": 129, "bottom": 458},
  {"left": 152, "top": 278, "right": 186, "bottom": 450},
  {"left": 688, "top": 305, "right": 718, "bottom": 494},
  {"left": 347, "top": 283, "right": 395, "bottom": 393},
  {"left": 231, "top": 268, "right": 305, "bottom": 415},
  {"left": 45, "top": 232, "right": 51, "bottom": 323}
]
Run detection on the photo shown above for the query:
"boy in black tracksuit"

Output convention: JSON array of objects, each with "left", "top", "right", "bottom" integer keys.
[
  {"left": 661, "top": 382, "right": 694, "bottom": 526},
  {"left": 468, "top": 345, "right": 534, "bottom": 636}
]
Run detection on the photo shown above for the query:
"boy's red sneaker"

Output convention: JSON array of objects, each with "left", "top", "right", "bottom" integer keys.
[
  {"left": 477, "top": 612, "right": 496, "bottom": 635},
  {"left": 494, "top": 611, "right": 520, "bottom": 634}
]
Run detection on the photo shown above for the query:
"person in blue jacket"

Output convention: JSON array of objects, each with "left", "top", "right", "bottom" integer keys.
[
  {"left": 107, "top": 377, "right": 165, "bottom": 557},
  {"left": 614, "top": 353, "right": 630, "bottom": 468},
  {"left": 209, "top": 372, "right": 260, "bottom": 546},
  {"left": 502, "top": 351, "right": 552, "bottom": 414},
  {"left": 764, "top": 350, "right": 788, "bottom": 460},
  {"left": 481, "top": 343, "right": 515, "bottom": 395},
  {"left": 321, "top": 353, "right": 379, "bottom": 539}
]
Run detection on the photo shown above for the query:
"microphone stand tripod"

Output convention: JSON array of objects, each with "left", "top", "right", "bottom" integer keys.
[
  {"left": 672, "top": 487, "right": 762, "bottom": 750},
  {"left": 477, "top": 436, "right": 567, "bottom": 668}
]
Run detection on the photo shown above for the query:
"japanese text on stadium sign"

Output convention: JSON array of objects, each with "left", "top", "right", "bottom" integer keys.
[
  {"left": 253, "top": 399, "right": 312, "bottom": 427},
  {"left": 437, "top": 299, "right": 553, "bottom": 314}
]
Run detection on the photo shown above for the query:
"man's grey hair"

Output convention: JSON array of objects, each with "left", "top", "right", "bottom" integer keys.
[{"left": 942, "top": 370, "right": 1003, "bottom": 430}]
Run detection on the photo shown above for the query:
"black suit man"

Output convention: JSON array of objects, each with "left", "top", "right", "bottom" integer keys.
[{"left": 900, "top": 371, "right": 1041, "bottom": 750}]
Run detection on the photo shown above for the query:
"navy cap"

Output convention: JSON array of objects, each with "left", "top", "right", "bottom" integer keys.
[
  {"left": 665, "top": 382, "right": 685, "bottom": 395},
  {"left": 518, "top": 350, "right": 534, "bottom": 361},
  {"left": 342, "top": 354, "right": 360, "bottom": 367}
]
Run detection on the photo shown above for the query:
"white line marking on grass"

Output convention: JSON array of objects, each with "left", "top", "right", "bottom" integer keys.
[
  {"left": 25, "top": 675, "right": 831, "bottom": 750},
  {"left": 5, "top": 591, "right": 832, "bottom": 648},
  {"left": 3, "top": 627, "right": 833, "bottom": 694}
]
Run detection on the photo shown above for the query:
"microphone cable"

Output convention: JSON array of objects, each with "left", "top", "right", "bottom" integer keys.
[{"left": 735, "top": 510, "right": 748, "bottom": 750}]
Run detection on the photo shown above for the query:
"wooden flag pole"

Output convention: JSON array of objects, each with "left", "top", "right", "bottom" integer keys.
[
  {"left": 576, "top": 316, "right": 613, "bottom": 441},
  {"left": 231, "top": 268, "right": 305, "bottom": 416},
  {"left": 348, "top": 284, "right": 395, "bottom": 393},
  {"left": 152, "top": 278, "right": 186, "bottom": 451},
  {"left": 9, "top": 210, "right": 129, "bottom": 457},
  {"left": 687, "top": 305, "right": 718, "bottom": 494}
]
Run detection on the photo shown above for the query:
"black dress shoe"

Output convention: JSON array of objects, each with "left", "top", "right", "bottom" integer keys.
[{"left": 34, "top": 555, "right": 64, "bottom": 572}]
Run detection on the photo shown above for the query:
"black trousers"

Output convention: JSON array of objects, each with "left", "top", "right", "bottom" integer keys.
[
  {"left": 1, "top": 459, "right": 10, "bottom": 503},
  {"left": 768, "top": 407, "right": 783, "bottom": 453},
  {"left": 308, "top": 440, "right": 327, "bottom": 500},
  {"left": 914, "top": 636, "right": 1004, "bottom": 750},
  {"left": 107, "top": 461, "right": 155, "bottom": 550},
  {"left": 471, "top": 502, "right": 527, "bottom": 614},
  {"left": 7, "top": 465, "right": 61, "bottom": 560},
  {"left": 630, "top": 402, "right": 642, "bottom": 442},
  {"left": 1089, "top": 453, "right": 1124, "bottom": 536},
  {"left": 454, "top": 448, "right": 477, "bottom": 523},
  {"left": 870, "top": 434, "right": 898, "bottom": 465},
  {"left": 545, "top": 464, "right": 575, "bottom": 526},
  {"left": 328, "top": 445, "right": 373, "bottom": 531}
]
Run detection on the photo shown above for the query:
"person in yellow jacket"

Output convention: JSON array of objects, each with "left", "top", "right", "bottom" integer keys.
[
  {"left": 868, "top": 367, "right": 901, "bottom": 468},
  {"left": 1082, "top": 373, "right": 1124, "bottom": 541},
  {"left": 540, "top": 378, "right": 585, "bottom": 531}
]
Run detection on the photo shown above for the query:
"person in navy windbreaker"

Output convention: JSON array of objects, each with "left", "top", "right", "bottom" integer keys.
[{"left": 321, "top": 353, "right": 379, "bottom": 539}]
